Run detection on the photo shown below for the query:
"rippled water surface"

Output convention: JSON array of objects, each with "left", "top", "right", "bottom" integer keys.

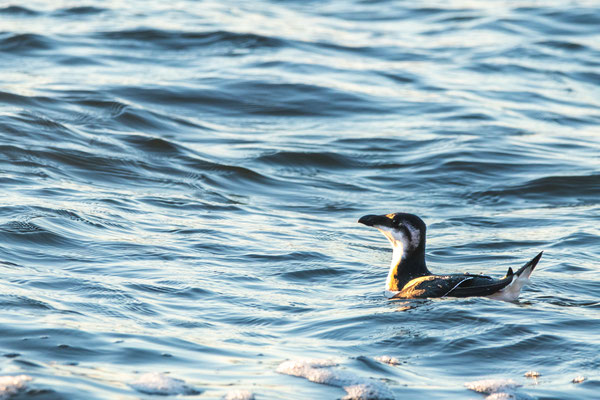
[{"left": 1, "top": 1, "right": 599, "bottom": 399}]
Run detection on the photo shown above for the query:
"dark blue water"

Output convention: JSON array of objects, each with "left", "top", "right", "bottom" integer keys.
[{"left": 1, "top": 1, "right": 599, "bottom": 399}]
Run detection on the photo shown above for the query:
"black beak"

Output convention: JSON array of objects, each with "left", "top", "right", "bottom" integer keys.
[{"left": 358, "top": 214, "right": 393, "bottom": 227}]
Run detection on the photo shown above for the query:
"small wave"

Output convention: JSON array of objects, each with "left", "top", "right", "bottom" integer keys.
[
  {"left": 314, "top": 41, "right": 430, "bottom": 62},
  {"left": 439, "top": 112, "right": 494, "bottom": 121},
  {"left": 53, "top": 6, "right": 106, "bottom": 16},
  {"left": 246, "top": 251, "right": 329, "bottom": 262},
  {"left": 537, "top": 40, "right": 587, "bottom": 51},
  {"left": 70, "top": 96, "right": 210, "bottom": 131},
  {"left": 33, "top": 146, "right": 150, "bottom": 186},
  {"left": 0, "top": 6, "right": 38, "bottom": 15},
  {"left": 0, "top": 91, "right": 36, "bottom": 106},
  {"left": 0, "top": 33, "right": 54, "bottom": 53},
  {"left": 111, "top": 80, "right": 386, "bottom": 117},
  {"left": 353, "top": 356, "right": 398, "bottom": 374},
  {"left": 493, "top": 16, "right": 582, "bottom": 36},
  {"left": 280, "top": 267, "right": 347, "bottom": 282},
  {"left": 467, "top": 61, "right": 542, "bottom": 76},
  {"left": 55, "top": 343, "right": 101, "bottom": 357},
  {"left": 0, "top": 295, "right": 54, "bottom": 312},
  {"left": 520, "top": 109, "right": 596, "bottom": 127},
  {"left": 0, "top": 220, "right": 45, "bottom": 234},
  {"left": 551, "top": 231, "right": 598, "bottom": 249},
  {"left": 0, "top": 220, "right": 78, "bottom": 248},
  {"left": 219, "top": 81, "right": 387, "bottom": 116},
  {"left": 542, "top": 8, "right": 600, "bottom": 28},
  {"left": 180, "top": 155, "right": 280, "bottom": 192},
  {"left": 257, "top": 151, "right": 360, "bottom": 170},
  {"left": 114, "top": 109, "right": 176, "bottom": 132},
  {"left": 569, "top": 71, "right": 600, "bottom": 86},
  {"left": 55, "top": 55, "right": 104, "bottom": 66},
  {"left": 377, "top": 71, "right": 419, "bottom": 84},
  {"left": 120, "top": 134, "right": 182, "bottom": 154},
  {"left": 126, "top": 282, "right": 184, "bottom": 295},
  {"left": 97, "top": 29, "right": 285, "bottom": 50},
  {"left": 12, "top": 112, "right": 72, "bottom": 133},
  {"left": 468, "top": 173, "right": 600, "bottom": 206}
]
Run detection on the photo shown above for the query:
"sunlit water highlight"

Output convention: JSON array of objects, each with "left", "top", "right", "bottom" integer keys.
[{"left": 1, "top": 1, "right": 599, "bottom": 399}]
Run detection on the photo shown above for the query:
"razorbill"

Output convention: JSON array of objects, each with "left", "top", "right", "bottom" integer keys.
[{"left": 358, "top": 212, "right": 543, "bottom": 301}]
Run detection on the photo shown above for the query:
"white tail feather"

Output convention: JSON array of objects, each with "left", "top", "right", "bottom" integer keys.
[
  {"left": 487, "top": 252, "right": 542, "bottom": 302},
  {"left": 486, "top": 265, "right": 533, "bottom": 302}
]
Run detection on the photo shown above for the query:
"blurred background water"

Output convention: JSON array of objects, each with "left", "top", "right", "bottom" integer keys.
[{"left": 0, "top": 0, "right": 599, "bottom": 399}]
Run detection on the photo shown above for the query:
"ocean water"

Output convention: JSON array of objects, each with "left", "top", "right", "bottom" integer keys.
[{"left": 0, "top": 0, "right": 599, "bottom": 399}]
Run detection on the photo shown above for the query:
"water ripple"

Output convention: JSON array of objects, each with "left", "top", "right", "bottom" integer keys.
[
  {"left": 97, "top": 29, "right": 286, "bottom": 50},
  {"left": 0, "top": 5, "right": 39, "bottom": 16},
  {"left": 0, "top": 33, "right": 54, "bottom": 53}
]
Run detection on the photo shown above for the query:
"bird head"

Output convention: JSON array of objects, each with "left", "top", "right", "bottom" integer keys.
[{"left": 358, "top": 212, "right": 426, "bottom": 255}]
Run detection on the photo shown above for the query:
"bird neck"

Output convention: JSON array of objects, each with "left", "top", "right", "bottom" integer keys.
[{"left": 386, "top": 246, "right": 430, "bottom": 291}]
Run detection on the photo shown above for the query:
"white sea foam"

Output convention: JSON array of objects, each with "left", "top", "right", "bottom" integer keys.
[
  {"left": 374, "top": 356, "right": 400, "bottom": 366},
  {"left": 276, "top": 359, "right": 394, "bottom": 400},
  {"left": 0, "top": 375, "right": 32, "bottom": 399},
  {"left": 129, "top": 372, "right": 198, "bottom": 396},
  {"left": 465, "top": 378, "right": 521, "bottom": 400},
  {"left": 223, "top": 389, "right": 255, "bottom": 400},
  {"left": 465, "top": 379, "right": 519, "bottom": 394},
  {"left": 485, "top": 393, "right": 516, "bottom": 400}
]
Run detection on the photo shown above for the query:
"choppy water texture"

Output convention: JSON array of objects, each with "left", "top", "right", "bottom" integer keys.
[{"left": 1, "top": 1, "right": 599, "bottom": 399}]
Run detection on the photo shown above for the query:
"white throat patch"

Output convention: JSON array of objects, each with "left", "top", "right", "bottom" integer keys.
[
  {"left": 374, "top": 224, "right": 420, "bottom": 291},
  {"left": 374, "top": 224, "right": 420, "bottom": 252}
]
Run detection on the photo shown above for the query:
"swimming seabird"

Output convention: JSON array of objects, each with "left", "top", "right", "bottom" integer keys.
[{"left": 358, "top": 212, "right": 543, "bottom": 301}]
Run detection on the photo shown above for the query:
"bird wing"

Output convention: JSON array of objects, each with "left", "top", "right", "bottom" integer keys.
[
  {"left": 443, "top": 273, "right": 513, "bottom": 297},
  {"left": 392, "top": 269, "right": 514, "bottom": 299}
]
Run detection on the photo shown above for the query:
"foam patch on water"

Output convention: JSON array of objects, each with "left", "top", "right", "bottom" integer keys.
[
  {"left": 484, "top": 393, "right": 516, "bottom": 400},
  {"left": 374, "top": 356, "right": 400, "bottom": 366},
  {"left": 223, "top": 389, "right": 255, "bottom": 400},
  {"left": 276, "top": 359, "right": 394, "bottom": 400},
  {"left": 465, "top": 379, "right": 519, "bottom": 394},
  {"left": 465, "top": 379, "right": 521, "bottom": 400},
  {"left": 0, "top": 375, "right": 32, "bottom": 399},
  {"left": 129, "top": 372, "right": 198, "bottom": 395}
]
